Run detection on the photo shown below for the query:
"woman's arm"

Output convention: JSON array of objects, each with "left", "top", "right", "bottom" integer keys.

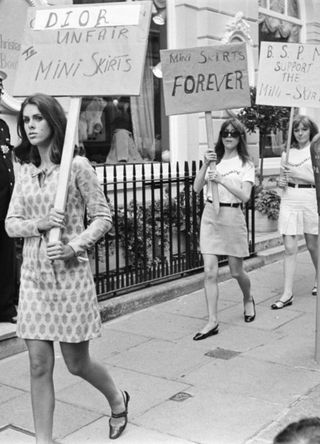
[
  {"left": 209, "top": 170, "right": 253, "bottom": 202},
  {"left": 193, "top": 150, "right": 216, "bottom": 194},
  {"left": 193, "top": 162, "right": 209, "bottom": 194},
  {"left": 5, "top": 173, "right": 43, "bottom": 238},
  {"left": 67, "top": 156, "right": 112, "bottom": 256}
]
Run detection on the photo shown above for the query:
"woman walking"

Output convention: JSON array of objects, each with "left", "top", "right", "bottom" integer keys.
[
  {"left": 5, "top": 93, "right": 129, "bottom": 443},
  {"left": 193, "top": 118, "right": 255, "bottom": 341},
  {"left": 271, "top": 115, "right": 319, "bottom": 309}
]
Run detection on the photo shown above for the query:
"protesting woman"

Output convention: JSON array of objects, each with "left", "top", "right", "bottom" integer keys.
[
  {"left": 193, "top": 118, "right": 255, "bottom": 341},
  {"left": 5, "top": 93, "right": 129, "bottom": 443},
  {"left": 271, "top": 115, "right": 319, "bottom": 309}
]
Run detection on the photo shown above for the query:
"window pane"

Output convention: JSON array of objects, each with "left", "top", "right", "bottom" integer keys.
[
  {"left": 259, "top": 0, "right": 267, "bottom": 7},
  {"left": 288, "top": 0, "right": 299, "bottom": 18},
  {"left": 270, "top": 0, "right": 285, "bottom": 14}
]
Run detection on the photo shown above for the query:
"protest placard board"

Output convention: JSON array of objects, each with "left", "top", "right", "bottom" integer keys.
[
  {"left": 13, "top": 2, "right": 151, "bottom": 244},
  {"left": 13, "top": 1, "right": 152, "bottom": 97},
  {"left": 256, "top": 42, "right": 320, "bottom": 108},
  {"left": 160, "top": 42, "right": 250, "bottom": 116},
  {"left": 160, "top": 42, "right": 250, "bottom": 212}
]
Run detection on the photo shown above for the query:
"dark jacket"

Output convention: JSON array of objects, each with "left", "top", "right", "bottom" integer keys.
[{"left": 0, "top": 119, "right": 14, "bottom": 221}]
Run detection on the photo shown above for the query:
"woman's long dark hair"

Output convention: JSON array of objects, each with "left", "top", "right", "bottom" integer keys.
[
  {"left": 215, "top": 118, "right": 250, "bottom": 165},
  {"left": 15, "top": 93, "right": 67, "bottom": 166},
  {"left": 291, "top": 115, "right": 319, "bottom": 148}
]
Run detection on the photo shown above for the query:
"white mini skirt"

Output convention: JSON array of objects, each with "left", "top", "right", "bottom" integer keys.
[{"left": 278, "top": 187, "right": 318, "bottom": 235}]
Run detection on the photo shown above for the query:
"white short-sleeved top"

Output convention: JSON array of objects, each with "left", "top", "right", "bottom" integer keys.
[{"left": 206, "top": 156, "right": 255, "bottom": 203}]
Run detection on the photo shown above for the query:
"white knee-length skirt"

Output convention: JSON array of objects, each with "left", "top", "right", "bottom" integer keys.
[
  {"left": 278, "top": 187, "right": 318, "bottom": 235},
  {"left": 200, "top": 203, "right": 249, "bottom": 257}
]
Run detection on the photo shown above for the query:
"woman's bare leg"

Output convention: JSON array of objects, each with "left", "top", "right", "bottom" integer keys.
[
  {"left": 280, "top": 234, "right": 298, "bottom": 301},
  {"left": 25, "top": 339, "right": 55, "bottom": 444},
  {"left": 228, "top": 256, "right": 254, "bottom": 316},
  {"left": 60, "top": 341, "right": 125, "bottom": 428},
  {"left": 198, "top": 254, "right": 219, "bottom": 333},
  {"left": 305, "top": 233, "right": 318, "bottom": 289}
]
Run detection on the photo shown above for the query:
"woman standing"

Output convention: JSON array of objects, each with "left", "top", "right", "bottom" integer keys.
[
  {"left": 271, "top": 115, "right": 319, "bottom": 310},
  {"left": 5, "top": 94, "right": 129, "bottom": 443},
  {"left": 193, "top": 118, "right": 255, "bottom": 341}
]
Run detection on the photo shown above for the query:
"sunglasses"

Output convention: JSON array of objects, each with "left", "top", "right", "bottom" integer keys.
[{"left": 221, "top": 130, "right": 240, "bottom": 138}]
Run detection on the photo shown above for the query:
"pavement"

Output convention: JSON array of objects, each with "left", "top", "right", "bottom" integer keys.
[{"left": 1, "top": 246, "right": 320, "bottom": 444}]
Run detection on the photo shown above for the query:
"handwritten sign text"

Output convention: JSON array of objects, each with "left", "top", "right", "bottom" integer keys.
[
  {"left": 257, "top": 42, "right": 320, "bottom": 108},
  {"left": 13, "top": 2, "right": 151, "bottom": 97},
  {"left": 160, "top": 43, "right": 250, "bottom": 116}
]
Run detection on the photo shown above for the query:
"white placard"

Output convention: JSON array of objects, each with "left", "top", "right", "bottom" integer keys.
[{"left": 257, "top": 42, "right": 320, "bottom": 108}]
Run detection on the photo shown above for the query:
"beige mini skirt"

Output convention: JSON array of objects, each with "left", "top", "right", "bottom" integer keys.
[{"left": 200, "top": 203, "right": 249, "bottom": 258}]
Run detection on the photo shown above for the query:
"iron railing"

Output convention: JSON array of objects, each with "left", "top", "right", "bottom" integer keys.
[{"left": 91, "top": 161, "right": 256, "bottom": 300}]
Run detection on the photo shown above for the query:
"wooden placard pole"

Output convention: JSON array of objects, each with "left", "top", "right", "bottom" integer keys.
[
  {"left": 205, "top": 111, "right": 219, "bottom": 213},
  {"left": 279, "top": 107, "right": 294, "bottom": 188},
  {"left": 49, "top": 97, "right": 82, "bottom": 243},
  {"left": 310, "top": 134, "right": 320, "bottom": 362},
  {"left": 285, "top": 107, "right": 295, "bottom": 164}
]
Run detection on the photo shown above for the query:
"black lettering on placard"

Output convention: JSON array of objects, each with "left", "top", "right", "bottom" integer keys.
[
  {"left": 171, "top": 70, "right": 244, "bottom": 96},
  {"left": 35, "top": 58, "right": 83, "bottom": 80},
  {"left": 44, "top": 8, "right": 110, "bottom": 29},
  {"left": 83, "top": 52, "right": 132, "bottom": 76},
  {"left": 22, "top": 46, "right": 37, "bottom": 61},
  {"left": 56, "top": 27, "right": 128, "bottom": 45}
]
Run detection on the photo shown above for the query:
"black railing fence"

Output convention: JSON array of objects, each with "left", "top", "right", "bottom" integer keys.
[{"left": 91, "top": 162, "right": 256, "bottom": 301}]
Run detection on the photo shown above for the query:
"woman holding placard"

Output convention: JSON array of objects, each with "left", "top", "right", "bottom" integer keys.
[
  {"left": 193, "top": 118, "right": 255, "bottom": 341},
  {"left": 5, "top": 94, "right": 129, "bottom": 442},
  {"left": 271, "top": 115, "right": 319, "bottom": 310}
]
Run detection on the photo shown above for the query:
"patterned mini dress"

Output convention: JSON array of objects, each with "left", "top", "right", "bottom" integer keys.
[{"left": 5, "top": 156, "right": 112, "bottom": 343}]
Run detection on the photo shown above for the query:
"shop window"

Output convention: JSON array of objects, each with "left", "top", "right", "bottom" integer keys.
[{"left": 74, "top": 0, "right": 167, "bottom": 164}]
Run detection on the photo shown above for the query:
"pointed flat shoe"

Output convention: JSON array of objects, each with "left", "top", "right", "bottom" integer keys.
[
  {"left": 193, "top": 324, "right": 219, "bottom": 341},
  {"left": 271, "top": 295, "right": 293, "bottom": 310},
  {"left": 312, "top": 286, "right": 317, "bottom": 296},
  {"left": 244, "top": 299, "right": 256, "bottom": 323},
  {"left": 109, "top": 390, "right": 130, "bottom": 440}
]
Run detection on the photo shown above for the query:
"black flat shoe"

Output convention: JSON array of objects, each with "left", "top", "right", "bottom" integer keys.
[
  {"left": 271, "top": 295, "right": 293, "bottom": 310},
  {"left": 244, "top": 299, "right": 256, "bottom": 323},
  {"left": 109, "top": 390, "right": 130, "bottom": 440},
  {"left": 0, "top": 317, "right": 17, "bottom": 324},
  {"left": 193, "top": 324, "right": 219, "bottom": 341}
]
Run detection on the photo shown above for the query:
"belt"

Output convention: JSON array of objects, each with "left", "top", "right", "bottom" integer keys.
[
  {"left": 206, "top": 199, "right": 242, "bottom": 208},
  {"left": 287, "top": 182, "right": 315, "bottom": 189}
]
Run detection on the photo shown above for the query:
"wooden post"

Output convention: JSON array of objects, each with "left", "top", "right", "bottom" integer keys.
[
  {"left": 285, "top": 107, "right": 294, "bottom": 163},
  {"left": 279, "top": 107, "right": 294, "bottom": 188},
  {"left": 205, "top": 111, "right": 219, "bottom": 213},
  {"left": 310, "top": 134, "right": 320, "bottom": 362},
  {"left": 49, "top": 97, "right": 82, "bottom": 243}
]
